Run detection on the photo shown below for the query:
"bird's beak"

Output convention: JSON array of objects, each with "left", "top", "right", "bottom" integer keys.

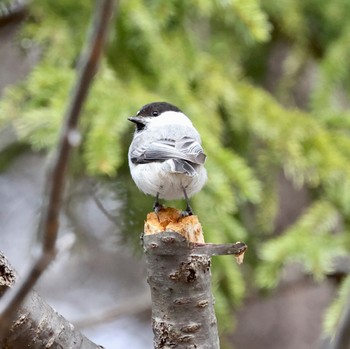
[
  {"left": 128, "top": 116, "right": 146, "bottom": 131},
  {"left": 128, "top": 116, "right": 145, "bottom": 125}
]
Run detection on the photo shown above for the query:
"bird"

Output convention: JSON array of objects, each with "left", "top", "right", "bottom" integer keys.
[{"left": 128, "top": 101, "right": 207, "bottom": 216}]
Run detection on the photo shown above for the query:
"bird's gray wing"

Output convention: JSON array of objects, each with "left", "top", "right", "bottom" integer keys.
[{"left": 130, "top": 136, "right": 206, "bottom": 176}]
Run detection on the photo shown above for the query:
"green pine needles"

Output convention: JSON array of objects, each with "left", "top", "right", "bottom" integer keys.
[{"left": 1, "top": 0, "right": 350, "bottom": 339}]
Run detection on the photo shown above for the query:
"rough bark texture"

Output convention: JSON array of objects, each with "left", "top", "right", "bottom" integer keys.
[
  {"left": 144, "top": 234, "right": 219, "bottom": 349},
  {"left": 143, "top": 208, "right": 247, "bottom": 349},
  {"left": 2, "top": 292, "right": 102, "bottom": 349},
  {"left": 0, "top": 251, "right": 102, "bottom": 349}
]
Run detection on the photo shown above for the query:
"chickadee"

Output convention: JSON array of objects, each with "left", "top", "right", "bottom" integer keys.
[{"left": 128, "top": 102, "right": 207, "bottom": 216}]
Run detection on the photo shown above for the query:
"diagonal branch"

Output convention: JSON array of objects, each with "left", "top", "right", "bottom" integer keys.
[
  {"left": 328, "top": 298, "right": 350, "bottom": 349},
  {"left": 0, "top": 0, "right": 115, "bottom": 336},
  {"left": 0, "top": 250, "right": 103, "bottom": 349}
]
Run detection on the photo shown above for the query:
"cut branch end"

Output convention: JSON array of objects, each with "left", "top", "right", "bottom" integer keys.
[
  {"left": 144, "top": 207, "right": 205, "bottom": 243},
  {"left": 143, "top": 209, "right": 247, "bottom": 348}
]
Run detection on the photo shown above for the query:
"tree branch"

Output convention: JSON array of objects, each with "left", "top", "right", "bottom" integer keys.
[
  {"left": 90, "top": 184, "right": 120, "bottom": 226},
  {"left": 143, "top": 209, "right": 247, "bottom": 349},
  {"left": 144, "top": 233, "right": 247, "bottom": 260},
  {"left": 0, "top": 250, "right": 103, "bottom": 349},
  {"left": 144, "top": 233, "right": 246, "bottom": 254},
  {"left": 0, "top": 0, "right": 115, "bottom": 336},
  {"left": 328, "top": 298, "right": 350, "bottom": 349},
  {"left": 74, "top": 294, "right": 151, "bottom": 329},
  {"left": 144, "top": 232, "right": 220, "bottom": 349}
]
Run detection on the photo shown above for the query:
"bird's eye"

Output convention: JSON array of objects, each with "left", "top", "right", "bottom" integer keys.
[{"left": 152, "top": 111, "right": 159, "bottom": 116}]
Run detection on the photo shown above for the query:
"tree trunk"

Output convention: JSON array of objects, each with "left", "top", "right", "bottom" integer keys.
[{"left": 143, "top": 208, "right": 247, "bottom": 349}]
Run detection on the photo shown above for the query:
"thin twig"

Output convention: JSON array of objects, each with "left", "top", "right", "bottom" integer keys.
[
  {"left": 0, "top": 0, "right": 115, "bottom": 336},
  {"left": 91, "top": 184, "right": 120, "bottom": 226},
  {"left": 144, "top": 232, "right": 247, "bottom": 264},
  {"left": 74, "top": 294, "right": 151, "bottom": 329},
  {"left": 328, "top": 298, "right": 350, "bottom": 349},
  {"left": 190, "top": 241, "right": 247, "bottom": 257}
]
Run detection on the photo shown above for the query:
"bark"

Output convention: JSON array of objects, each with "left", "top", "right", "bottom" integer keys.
[
  {"left": 0, "top": 251, "right": 102, "bottom": 349},
  {"left": 143, "top": 208, "right": 247, "bottom": 349}
]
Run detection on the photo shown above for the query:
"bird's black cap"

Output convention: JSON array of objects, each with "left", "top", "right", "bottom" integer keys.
[{"left": 136, "top": 102, "right": 182, "bottom": 117}]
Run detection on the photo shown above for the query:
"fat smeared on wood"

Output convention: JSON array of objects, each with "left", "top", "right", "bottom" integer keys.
[{"left": 143, "top": 207, "right": 247, "bottom": 349}]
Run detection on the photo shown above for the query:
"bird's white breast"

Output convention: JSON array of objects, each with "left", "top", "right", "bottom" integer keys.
[
  {"left": 128, "top": 111, "right": 207, "bottom": 200},
  {"left": 129, "top": 161, "right": 207, "bottom": 200}
]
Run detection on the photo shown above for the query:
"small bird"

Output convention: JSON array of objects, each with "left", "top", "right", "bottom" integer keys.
[{"left": 128, "top": 102, "right": 207, "bottom": 216}]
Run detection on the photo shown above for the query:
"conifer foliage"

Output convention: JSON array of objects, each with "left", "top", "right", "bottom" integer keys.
[{"left": 1, "top": 0, "right": 350, "bottom": 336}]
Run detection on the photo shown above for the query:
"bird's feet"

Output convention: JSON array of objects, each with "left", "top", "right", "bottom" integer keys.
[
  {"left": 180, "top": 204, "right": 193, "bottom": 218},
  {"left": 153, "top": 196, "right": 165, "bottom": 222},
  {"left": 153, "top": 202, "right": 165, "bottom": 215},
  {"left": 180, "top": 187, "right": 194, "bottom": 218},
  {"left": 153, "top": 192, "right": 164, "bottom": 215}
]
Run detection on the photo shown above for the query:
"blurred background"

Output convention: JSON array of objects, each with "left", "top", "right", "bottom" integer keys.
[{"left": 1, "top": 0, "right": 350, "bottom": 348}]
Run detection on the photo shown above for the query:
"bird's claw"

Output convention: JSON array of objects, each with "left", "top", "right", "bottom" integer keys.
[
  {"left": 180, "top": 206, "right": 193, "bottom": 219},
  {"left": 153, "top": 202, "right": 164, "bottom": 215}
]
